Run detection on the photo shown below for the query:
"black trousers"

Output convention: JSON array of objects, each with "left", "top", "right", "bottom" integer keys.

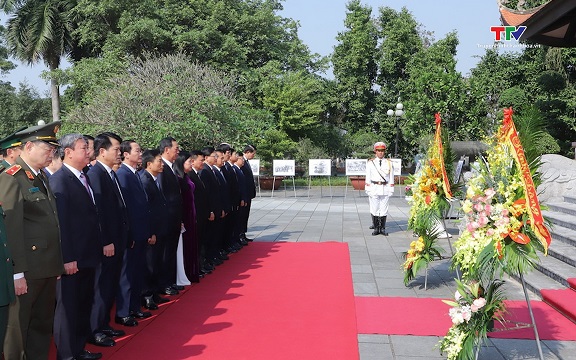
[{"left": 54, "top": 268, "right": 95, "bottom": 360}]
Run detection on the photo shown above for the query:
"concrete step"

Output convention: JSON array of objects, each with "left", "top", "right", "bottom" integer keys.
[
  {"left": 547, "top": 222, "right": 576, "bottom": 247},
  {"left": 547, "top": 201, "right": 576, "bottom": 217},
  {"left": 564, "top": 195, "right": 576, "bottom": 205},
  {"left": 548, "top": 241, "right": 576, "bottom": 267},
  {"left": 534, "top": 253, "right": 575, "bottom": 288},
  {"left": 515, "top": 267, "right": 565, "bottom": 298},
  {"left": 542, "top": 209, "right": 576, "bottom": 232}
]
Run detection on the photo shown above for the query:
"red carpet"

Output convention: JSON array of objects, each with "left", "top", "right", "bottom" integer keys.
[
  {"left": 92, "top": 242, "right": 359, "bottom": 360},
  {"left": 355, "top": 296, "right": 576, "bottom": 341}
]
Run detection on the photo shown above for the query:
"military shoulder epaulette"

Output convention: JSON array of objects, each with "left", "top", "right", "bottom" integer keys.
[
  {"left": 5, "top": 164, "right": 22, "bottom": 176},
  {"left": 0, "top": 164, "right": 5, "bottom": 173}
]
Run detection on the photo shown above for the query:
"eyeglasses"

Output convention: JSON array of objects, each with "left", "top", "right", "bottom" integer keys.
[
  {"left": 36, "top": 143, "right": 57, "bottom": 154},
  {"left": 209, "top": 155, "right": 219, "bottom": 159}
]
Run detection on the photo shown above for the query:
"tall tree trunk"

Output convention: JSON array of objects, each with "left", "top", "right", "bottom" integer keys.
[{"left": 50, "top": 74, "right": 60, "bottom": 122}]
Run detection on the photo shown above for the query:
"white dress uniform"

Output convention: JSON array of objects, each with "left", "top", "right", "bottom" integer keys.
[{"left": 365, "top": 157, "right": 394, "bottom": 216}]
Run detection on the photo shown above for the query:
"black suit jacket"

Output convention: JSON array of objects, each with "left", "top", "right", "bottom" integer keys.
[
  {"left": 223, "top": 162, "right": 240, "bottom": 209},
  {"left": 241, "top": 158, "right": 256, "bottom": 199},
  {"left": 188, "top": 169, "right": 209, "bottom": 222},
  {"left": 87, "top": 161, "right": 129, "bottom": 249},
  {"left": 50, "top": 165, "right": 101, "bottom": 268},
  {"left": 233, "top": 165, "right": 249, "bottom": 203},
  {"left": 200, "top": 163, "right": 223, "bottom": 216},
  {"left": 116, "top": 164, "right": 152, "bottom": 244},
  {"left": 158, "top": 160, "right": 183, "bottom": 229},
  {"left": 139, "top": 170, "right": 170, "bottom": 237}
]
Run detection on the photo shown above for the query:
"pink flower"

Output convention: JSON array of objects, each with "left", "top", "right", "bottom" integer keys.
[
  {"left": 485, "top": 188, "right": 496, "bottom": 198},
  {"left": 486, "top": 229, "right": 495, "bottom": 236},
  {"left": 478, "top": 216, "right": 489, "bottom": 226},
  {"left": 485, "top": 204, "right": 492, "bottom": 213},
  {"left": 502, "top": 209, "right": 509, "bottom": 216},
  {"left": 474, "top": 203, "right": 484, "bottom": 212},
  {"left": 471, "top": 298, "right": 487, "bottom": 312}
]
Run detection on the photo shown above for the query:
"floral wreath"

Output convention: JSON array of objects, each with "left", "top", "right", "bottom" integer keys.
[{"left": 441, "top": 108, "right": 552, "bottom": 359}]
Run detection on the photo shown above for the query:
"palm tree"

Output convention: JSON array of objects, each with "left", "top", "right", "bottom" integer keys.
[{"left": 2, "top": 0, "right": 75, "bottom": 122}]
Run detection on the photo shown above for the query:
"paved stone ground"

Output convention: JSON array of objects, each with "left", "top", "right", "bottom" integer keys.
[{"left": 248, "top": 186, "right": 576, "bottom": 360}]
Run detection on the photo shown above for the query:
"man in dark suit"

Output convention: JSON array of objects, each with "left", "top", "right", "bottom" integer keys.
[
  {"left": 0, "top": 201, "right": 16, "bottom": 357},
  {"left": 0, "top": 121, "right": 65, "bottom": 360},
  {"left": 138, "top": 149, "right": 169, "bottom": 309},
  {"left": 187, "top": 151, "right": 212, "bottom": 275},
  {"left": 215, "top": 146, "right": 237, "bottom": 254},
  {"left": 157, "top": 137, "right": 183, "bottom": 295},
  {"left": 232, "top": 151, "right": 249, "bottom": 248},
  {"left": 200, "top": 147, "right": 227, "bottom": 268},
  {"left": 50, "top": 134, "right": 102, "bottom": 360},
  {"left": 240, "top": 144, "right": 257, "bottom": 242},
  {"left": 116, "top": 140, "right": 153, "bottom": 321},
  {"left": 87, "top": 132, "right": 129, "bottom": 347}
]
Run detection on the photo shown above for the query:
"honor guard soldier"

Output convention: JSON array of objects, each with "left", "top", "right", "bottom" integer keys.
[
  {"left": 364, "top": 142, "right": 395, "bottom": 236},
  {"left": 0, "top": 121, "right": 64, "bottom": 360}
]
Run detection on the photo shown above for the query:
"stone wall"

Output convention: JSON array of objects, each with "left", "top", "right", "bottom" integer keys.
[{"left": 538, "top": 154, "right": 576, "bottom": 203}]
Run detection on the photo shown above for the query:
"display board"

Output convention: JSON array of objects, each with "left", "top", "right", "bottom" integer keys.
[
  {"left": 249, "top": 159, "right": 260, "bottom": 176},
  {"left": 309, "top": 159, "right": 331, "bottom": 176},
  {"left": 273, "top": 160, "right": 295, "bottom": 176},
  {"left": 345, "top": 159, "right": 367, "bottom": 176},
  {"left": 391, "top": 158, "right": 402, "bottom": 176}
]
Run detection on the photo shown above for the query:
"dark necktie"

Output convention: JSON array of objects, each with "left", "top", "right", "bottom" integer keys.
[
  {"left": 379, "top": 159, "right": 382, "bottom": 167},
  {"left": 37, "top": 170, "right": 50, "bottom": 198},
  {"left": 79, "top": 173, "right": 95, "bottom": 203},
  {"left": 110, "top": 170, "right": 126, "bottom": 207}
]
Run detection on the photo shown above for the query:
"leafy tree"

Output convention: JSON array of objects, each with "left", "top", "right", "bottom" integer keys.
[
  {"left": 63, "top": 53, "right": 274, "bottom": 150},
  {"left": 0, "top": 25, "right": 16, "bottom": 74},
  {"left": 2, "top": 0, "right": 75, "bottom": 122},
  {"left": 399, "top": 32, "right": 467, "bottom": 160},
  {"left": 259, "top": 65, "right": 324, "bottom": 140},
  {"left": 332, "top": 0, "right": 378, "bottom": 132},
  {"left": 0, "top": 81, "right": 51, "bottom": 136}
]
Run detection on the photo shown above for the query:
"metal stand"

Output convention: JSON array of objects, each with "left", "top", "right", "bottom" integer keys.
[
  {"left": 520, "top": 271, "right": 545, "bottom": 360},
  {"left": 308, "top": 176, "right": 333, "bottom": 198}
]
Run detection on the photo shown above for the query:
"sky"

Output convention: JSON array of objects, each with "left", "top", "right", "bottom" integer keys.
[{"left": 1, "top": 0, "right": 505, "bottom": 94}]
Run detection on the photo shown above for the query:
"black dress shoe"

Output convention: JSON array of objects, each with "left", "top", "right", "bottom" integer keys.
[
  {"left": 130, "top": 310, "right": 152, "bottom": 319},
  {"left": 142, "top": 296, "right": 158, "bottom": 310},
  {"left": 203, "top": 262, "right": 215, "bottom": 271},
  {"left": 227, "top": 246, "right": 238, "bottom": 253},
  {"left": 77, "top": 350, "right": 103, "bottom": 360},
  {"left": 115, "top": 316, "right": 138, "bottom": 327},
  {"left": 88, "top": 333, "right": 115, "bottom": 347},
  {"left": 162, "top": 286, "right": 179, "bottom": 296},
  {"left": 239, "top": 238, "right": 249, "bottom": 246},
  {"left": 153, "top": 294, "right": 170, "bottom": 304},
  {"left": 218, "top": 252, "right": 229, "bottom": 260},
  {"left": 212, "top": 257, "right": 223, "bottom": 266},
  {"left": 101, "top": 327, "right": 125, "bottom": 337},
  {"left": 241, "top": 234, "right": 254, "bottom": 242},
  {"left": 171, "top": 284, "right": 185, "bottom": 291}
]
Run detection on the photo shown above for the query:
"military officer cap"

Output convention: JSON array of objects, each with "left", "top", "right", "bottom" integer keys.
[
  {"left": 373, "top": 142, "right": 386, "bottom": 151},
  {"left": 15, "top": 121, "right": 61, "bottom": 147},
  {"left": 0, "top": 126, "right": 27, "bottom": 151}
]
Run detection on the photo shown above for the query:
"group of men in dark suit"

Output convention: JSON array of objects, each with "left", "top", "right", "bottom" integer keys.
[{"left": 0, "top": 121, "right": 258, "bottom": 360}]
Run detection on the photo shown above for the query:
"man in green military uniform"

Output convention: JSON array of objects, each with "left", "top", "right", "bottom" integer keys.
[
  {"left": 0, "top": 121, "right": 64, "bottom": 360},
  {"left": 0, "top": 128, "right": 26, "bottom": 168},
  {"left": 0, "top": 202, "right": 16, "bottom": 357}
]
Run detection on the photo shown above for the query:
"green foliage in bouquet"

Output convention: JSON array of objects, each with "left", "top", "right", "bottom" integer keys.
[
  {"left": 439, "top": 278, "right": 507, "bottom": 360},
  {"left": 402, "top": 215, "right": 445, "bottom": 286}
]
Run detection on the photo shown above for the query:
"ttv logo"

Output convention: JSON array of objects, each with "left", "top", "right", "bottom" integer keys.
[{"left": 490, "top": 26, "right": 527, "bottom": 41}]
